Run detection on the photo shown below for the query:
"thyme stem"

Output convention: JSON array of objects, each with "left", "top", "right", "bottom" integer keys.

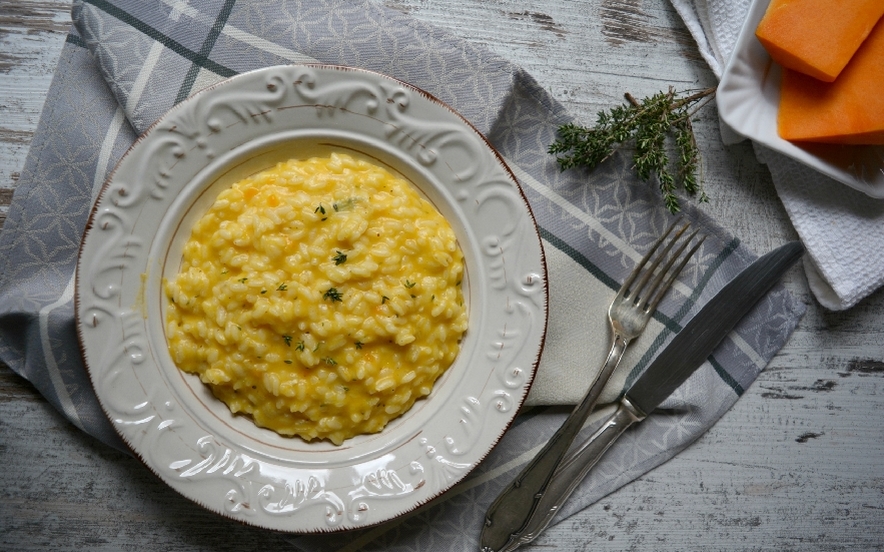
[{"left": 549, "top": 86, "right": 716, "bottom": 214}]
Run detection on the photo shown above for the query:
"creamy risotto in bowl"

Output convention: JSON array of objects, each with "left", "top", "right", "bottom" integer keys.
[
  {"left": 75, "top": 65, "right": 547, "bottom": 533},
  {"left": 164, "top": 153, "right": 468, "bottom": 445}
]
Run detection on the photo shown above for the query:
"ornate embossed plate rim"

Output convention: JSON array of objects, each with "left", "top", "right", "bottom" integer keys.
[{"left": 75, "top": 64, "right": 548, "bottom": 533}]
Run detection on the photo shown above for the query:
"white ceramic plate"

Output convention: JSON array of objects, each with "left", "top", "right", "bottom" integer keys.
[
  {"left": 75, "top": 65, "right": 548, "bottom": 533},
  {"left": 717, "top": 0, "right": 884, "bottom": 197}
]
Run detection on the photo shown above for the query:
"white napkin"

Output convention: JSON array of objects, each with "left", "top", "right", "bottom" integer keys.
[{"left": 670, "top": 0, "right": 884, "bottom": 310}]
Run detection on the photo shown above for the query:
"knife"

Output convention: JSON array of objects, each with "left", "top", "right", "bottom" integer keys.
[{"left": 480, "top": 241, "right": 804, "bottom": 552}]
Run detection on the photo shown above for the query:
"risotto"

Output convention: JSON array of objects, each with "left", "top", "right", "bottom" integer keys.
[{"left": 164, "top": 152, "right": 468, "bottom": 445}]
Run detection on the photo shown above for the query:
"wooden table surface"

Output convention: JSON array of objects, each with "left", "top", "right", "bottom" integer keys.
[{"left": 2, "top": 0, "right": 883, "bottom": 550}]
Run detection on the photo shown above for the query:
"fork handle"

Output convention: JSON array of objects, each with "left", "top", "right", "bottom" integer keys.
[
  {"left": 480, "top": 333, "right": 629, "bottom": 552},
  {"left": 502, "top": 397, "right": 647, "bottom": 551}
]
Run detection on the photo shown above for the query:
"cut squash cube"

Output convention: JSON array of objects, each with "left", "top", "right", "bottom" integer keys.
[
  {"left": 757, "top": 0, "right": 884, "bottom": 82},
  {"left": 778, "top": 16, "right": 884, "bottom": 144}
]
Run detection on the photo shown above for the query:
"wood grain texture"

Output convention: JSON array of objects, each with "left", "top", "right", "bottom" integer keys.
[
  {"left": 1, "top": 1, "right": 883, "bottom": 551},
  {"left": 0, "top": 0, "right": 71, "bottom": 227}
]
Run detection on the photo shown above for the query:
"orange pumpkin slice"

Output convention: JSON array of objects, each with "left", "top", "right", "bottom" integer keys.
[
  {"left": 757, "top": 0, "right": 884, "bottom": 82},
  {"left": 777, "top": 16, "right": 884, "bottom": 144}
]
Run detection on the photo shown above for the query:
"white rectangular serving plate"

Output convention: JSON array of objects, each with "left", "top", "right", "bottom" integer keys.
[{"left": 717, "top": 0, "right": 884, "bottom": 198}]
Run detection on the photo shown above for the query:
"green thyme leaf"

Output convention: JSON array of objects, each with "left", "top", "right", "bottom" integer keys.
[
  {"left": 333, "top": 197, "right": 358, "bottom": 212},
  {"left": 323, "top": 287, "right": 343, "bottom": 302}
]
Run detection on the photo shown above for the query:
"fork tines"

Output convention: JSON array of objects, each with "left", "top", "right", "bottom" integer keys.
[{"left": 622, "top": 219, "right": 705, "bottom": 313}]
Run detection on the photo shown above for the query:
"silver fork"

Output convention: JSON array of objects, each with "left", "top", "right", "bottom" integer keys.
[{"left": 480, "top": 219, "right": 704, "bottom": 552}]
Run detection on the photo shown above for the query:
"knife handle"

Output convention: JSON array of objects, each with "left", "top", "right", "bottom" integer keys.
[
  {"left": 502, "top": 397, "right": 646, "bottom": 552},
  {"left": 480, "top": 333, "right": 629, "bottom": 552}
]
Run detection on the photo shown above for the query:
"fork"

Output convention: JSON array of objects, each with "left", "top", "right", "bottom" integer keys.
[{"left": 480, "top": 219, "right": 703, "bottom": 552}]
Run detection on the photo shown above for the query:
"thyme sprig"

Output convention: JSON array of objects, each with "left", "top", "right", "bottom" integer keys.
[{"left": 548, "top": 86, "right": 715, "bottom": 214}]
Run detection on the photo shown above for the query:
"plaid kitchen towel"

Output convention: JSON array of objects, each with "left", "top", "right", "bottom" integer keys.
[{"left": 0, "top": 0, "right": 804, "bottom": 549}]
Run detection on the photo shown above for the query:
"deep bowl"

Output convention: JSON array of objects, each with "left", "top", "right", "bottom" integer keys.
[{"left": 75, "top": 64, "right": 548, "bottom": 533}]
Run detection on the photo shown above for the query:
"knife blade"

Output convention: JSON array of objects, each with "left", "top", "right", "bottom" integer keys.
[{"left": 481, "top": 241, "right": 804, "bottom": 552}]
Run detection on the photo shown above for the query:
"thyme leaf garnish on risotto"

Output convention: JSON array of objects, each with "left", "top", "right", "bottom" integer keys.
[{"left": 323, "top": 287, "right": 343, "bottom": 302}]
